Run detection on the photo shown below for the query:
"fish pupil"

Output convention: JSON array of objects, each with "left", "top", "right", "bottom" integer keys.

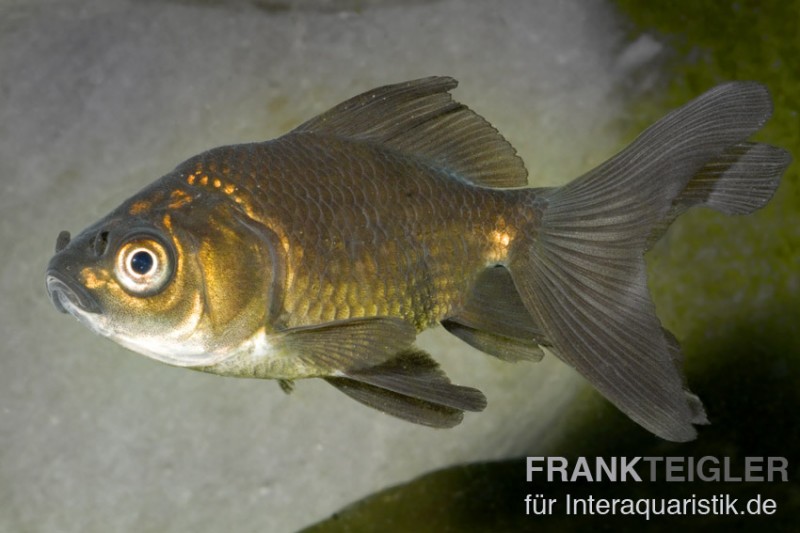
[{"left": 130, "top": 250, "right": 154, "bottom": 275}]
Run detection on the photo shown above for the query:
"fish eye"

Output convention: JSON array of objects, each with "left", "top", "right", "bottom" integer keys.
[{"left": 114, "top": 237, "right": 173, "bottom": 296}]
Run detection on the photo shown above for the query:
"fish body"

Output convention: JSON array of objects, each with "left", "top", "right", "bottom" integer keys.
[{"left": 46, "top": 78, "right": 791, "bottom": 440}]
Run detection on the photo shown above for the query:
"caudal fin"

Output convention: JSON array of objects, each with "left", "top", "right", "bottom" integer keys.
[{"left": 509, "top": 82, "right": 791, "bottom": 441}]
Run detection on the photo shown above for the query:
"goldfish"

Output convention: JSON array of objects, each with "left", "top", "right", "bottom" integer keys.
[{"left": 46, "top": 77, "right": 790, "bottom": 441}]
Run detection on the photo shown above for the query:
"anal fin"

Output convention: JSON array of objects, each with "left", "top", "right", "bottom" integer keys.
[{"left": 442, "top": 266, "right": 545, "bottom": 363}]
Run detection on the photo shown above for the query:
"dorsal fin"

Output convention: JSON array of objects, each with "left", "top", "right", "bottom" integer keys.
[{"left": 292, "top": 77, "right": 529, "bottom": 188}]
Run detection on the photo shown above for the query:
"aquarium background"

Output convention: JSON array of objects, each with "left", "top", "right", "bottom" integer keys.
[{"left": 0, "top": 1, "right": 796, "bottom": 531}]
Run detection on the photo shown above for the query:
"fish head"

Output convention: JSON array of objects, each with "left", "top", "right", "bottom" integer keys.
[{"left": 46, "top": 182, "right": 280, "bottom": 368}]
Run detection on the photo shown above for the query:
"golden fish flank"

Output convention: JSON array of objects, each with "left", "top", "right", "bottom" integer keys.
[{"left": 46, "top": 77, "right": 791, "bottom": 440}]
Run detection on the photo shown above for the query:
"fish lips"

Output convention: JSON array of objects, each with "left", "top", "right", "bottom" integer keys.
[
  {"left": 46, "top": 248, "right": 103, "bottom": 316},
  {"left": 46, "top": 271, "right": 101, "bottom": 315}
]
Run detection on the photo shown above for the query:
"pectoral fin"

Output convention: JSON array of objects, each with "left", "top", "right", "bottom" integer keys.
[
  {"left": 275, "top": 316, "right": 416, "bottom": 377},
  {"left": 325, "top": 348, "right": 487, "bottom": 428}
]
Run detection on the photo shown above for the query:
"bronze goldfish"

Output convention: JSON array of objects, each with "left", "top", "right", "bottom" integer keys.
[{"left": 46, "top": 77, "right": 791, "bottom": 441}]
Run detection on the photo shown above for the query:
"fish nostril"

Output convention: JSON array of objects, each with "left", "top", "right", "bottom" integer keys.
[
  {"left": 92, "top": 230, "right": 110, "bottom": 257},
  {"left": 55, "top": 230, "right": 71, "bottom": 253}
]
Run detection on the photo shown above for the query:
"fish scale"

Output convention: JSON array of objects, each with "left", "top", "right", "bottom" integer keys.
[{"left": 187, "top": 135, "right": 514, "bottom": 330}]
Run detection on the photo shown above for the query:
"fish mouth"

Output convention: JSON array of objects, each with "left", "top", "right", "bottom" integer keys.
[{"left": 46, "top": 270, "right": 102, "bottom": 315}]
